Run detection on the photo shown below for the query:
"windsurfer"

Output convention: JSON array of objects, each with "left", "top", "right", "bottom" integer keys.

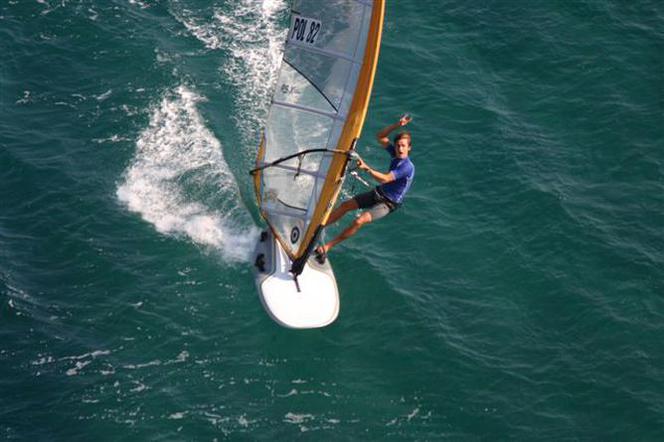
[{"left": 315, "top": 115, "right": 415, "bottom": 261}]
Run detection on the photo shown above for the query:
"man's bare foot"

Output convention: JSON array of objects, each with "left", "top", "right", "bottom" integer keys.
[{"left": 314, "top": 245, "right": 329, "bottom": 264}]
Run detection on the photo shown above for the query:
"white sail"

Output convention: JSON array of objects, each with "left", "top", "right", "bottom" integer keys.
[{"left": 253, "top": 0, "right": 384, "bottom": 265}]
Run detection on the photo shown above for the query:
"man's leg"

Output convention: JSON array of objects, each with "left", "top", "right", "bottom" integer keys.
[
  {"left": 325, "top": 199, "right": 359, "bottom": 226},
  {"left": 319, "top": 211, "right": 373, "bottom": 253}
]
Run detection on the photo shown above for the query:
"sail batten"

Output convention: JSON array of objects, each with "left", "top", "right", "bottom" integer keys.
[
  {"left": 254, "top": 0, "right": 385, "bottom": 266},
  {"left": 272, "top": 100, "right": 344, "bottom": 120},
  {"left": 260, "top": 164, "right": 329, "bottom": 180},
  {"left": 263, "top": 208, "right": 310, "bottom": 221}
]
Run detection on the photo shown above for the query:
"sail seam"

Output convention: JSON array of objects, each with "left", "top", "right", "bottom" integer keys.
[
  {"left": 262, "top": 208, "right": 309, "bottom": 221},
  {"left": 272, "top": 100, "right": 345, "bottom": 120},
  {"left": 256, "top": 163, "right": 326, "bottom": 179},
  {"left": 283, "top": 58, "right": 339, "bottom": 113},
  {"left": 287, "top": 41, "right": 361, "bottom": 65},
  {"left": 276, "top": 198, "right": 307, "bottom": 213}
]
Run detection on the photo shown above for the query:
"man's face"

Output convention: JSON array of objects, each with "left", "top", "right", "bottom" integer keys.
[{"left": 395, "top": 137, "right": 411, "bottom": 158}]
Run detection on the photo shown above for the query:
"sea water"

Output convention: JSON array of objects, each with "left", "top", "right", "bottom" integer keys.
[{"left": 1, "top": 1, "right": 663, "bottom": 439}]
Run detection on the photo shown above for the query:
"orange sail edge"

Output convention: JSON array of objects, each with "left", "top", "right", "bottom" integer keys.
[{"left": 294, "top": 0, "right": 386, "bottom": 260}]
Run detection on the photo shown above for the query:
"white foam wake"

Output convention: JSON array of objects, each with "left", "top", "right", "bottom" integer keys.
[
  {"left": 116, "top": 86, "right": 257, "bottom": 263},
  {"left": 174, "top": 0, "right": 288, "bottom": 150}
]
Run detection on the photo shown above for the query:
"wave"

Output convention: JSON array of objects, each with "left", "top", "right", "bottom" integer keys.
[
  {"left": 116, "top": 86, "right": 257, "bottom": 263},
  {"left": 173, "top": 0, "right": 288, "bottom": 152}
]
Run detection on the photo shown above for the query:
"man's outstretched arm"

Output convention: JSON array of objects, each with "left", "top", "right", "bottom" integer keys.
[
  {"left": 357, "top": 158, "right": 394, "bottom": 184},
  {"left": 376, "top": 114, "right": 412, "bottom": 147}
]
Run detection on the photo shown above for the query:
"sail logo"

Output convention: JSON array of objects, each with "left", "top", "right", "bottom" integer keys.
[
  {"left": 290, "top": 15, "right": 322, "bottom": 46},
  {"left": 290, "top": 226, "right": 300, "bottom": 244}
]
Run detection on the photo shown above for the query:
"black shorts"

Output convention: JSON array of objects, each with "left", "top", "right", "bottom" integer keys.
[{"left": 352, "top": 188, "right": 399, "bottom": 221}]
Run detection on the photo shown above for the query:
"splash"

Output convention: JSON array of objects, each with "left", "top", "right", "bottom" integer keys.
[
  {"left": 174, "top": 0, "right": 289, "bottom": 150},
  {"left": 221, "top": 0, "right": 288, "bottom": 145},
  {"left": 116, "top": 86, "right": 257, "bottom": 263}
]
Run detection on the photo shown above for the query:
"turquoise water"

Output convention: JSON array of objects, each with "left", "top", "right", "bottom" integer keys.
[{"left": 2, "top": 0, "right": 663, "bottom": 439}]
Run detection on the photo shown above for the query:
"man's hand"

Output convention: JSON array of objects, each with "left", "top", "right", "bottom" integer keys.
[
  {"left": 359, "top": 159, "right": 394, "bottom": 184},
  {"left": 377, "top": 114, "right": 412, "bottom": 147},
  {"left": 357, "top": 158, "right": 370, "bottom": 171}
]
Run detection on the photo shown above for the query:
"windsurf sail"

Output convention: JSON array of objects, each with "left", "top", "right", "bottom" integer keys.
[{"left": 251, "top": 0, "right": 385, "bottom": 276}]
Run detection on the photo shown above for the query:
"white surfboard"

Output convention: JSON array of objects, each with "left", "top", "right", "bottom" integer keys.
[{"left": 253, "top": 230, "right": 338, "bottom": 329}]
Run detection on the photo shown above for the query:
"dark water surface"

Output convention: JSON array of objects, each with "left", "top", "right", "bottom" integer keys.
[{"left": 1, "top": 0, "right": 663, "bottom": 439}]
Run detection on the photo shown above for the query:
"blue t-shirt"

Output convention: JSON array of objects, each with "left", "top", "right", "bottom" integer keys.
[{"left": 378, "top": 144, "right": 415, "bottom": 204}]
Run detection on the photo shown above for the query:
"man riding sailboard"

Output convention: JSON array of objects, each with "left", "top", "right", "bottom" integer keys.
[{"left": 315, "top": 115, "right": 415, "bottom": 262}]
